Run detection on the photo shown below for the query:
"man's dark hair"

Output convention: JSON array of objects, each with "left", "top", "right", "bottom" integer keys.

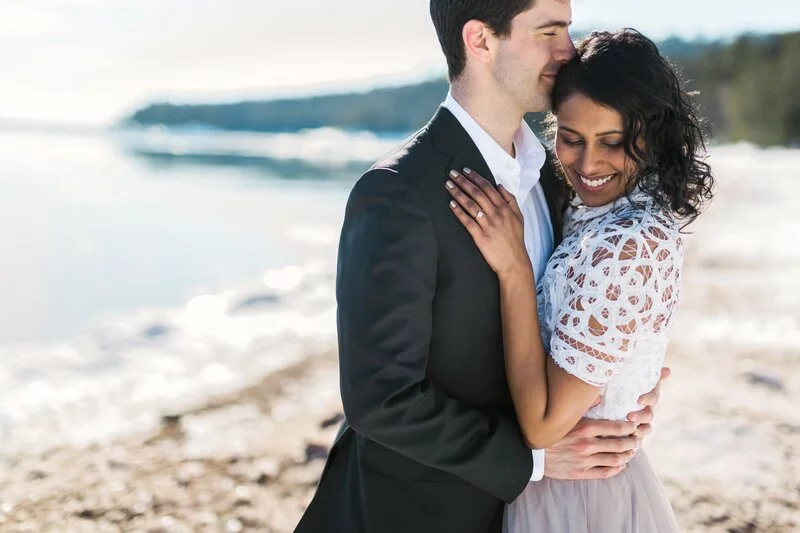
[{"left": 430, "top": 0, "right": 535, "bottom": 80}]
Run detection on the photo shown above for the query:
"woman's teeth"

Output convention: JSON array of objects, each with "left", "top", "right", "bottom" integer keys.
[{"left": 579, "top": 173, "right": 615, "bottom": 188}]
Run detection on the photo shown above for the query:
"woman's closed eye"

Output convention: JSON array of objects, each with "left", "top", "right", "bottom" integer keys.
[{"left": 562, "top": 138, "right": 623, "bottom": 151}]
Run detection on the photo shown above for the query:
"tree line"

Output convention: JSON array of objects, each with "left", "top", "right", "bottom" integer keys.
[{"left": 127, "top": 31, "right": 800, "bottom": 147}]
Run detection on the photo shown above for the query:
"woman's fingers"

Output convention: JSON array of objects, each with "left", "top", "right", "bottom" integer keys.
[
  {"left": 446, "top": 169, "right": 525, "bottom": 240},
  {"left": 449, "top": 200, "right": 484, "bottom": 240},
  {"left": 497, "top": 183, "right": 514, "bottom": 203},
  {"left": 449, "top": 170, "right": 497, "bottom": 214},
  {"left": 449, "top": 168, "right": 521, "bottom": 223},
  {"left": 497, "top": 184, "right": 523, "bottom": 218},
  {"left": 446, "top": 179, "right": 485, "bottom": 221},
  {"left": 462, "top": 168, "right": 505, "bottom": 207},
  {"left": 636, "top": 367, "right": 670, "bottom": 406}
]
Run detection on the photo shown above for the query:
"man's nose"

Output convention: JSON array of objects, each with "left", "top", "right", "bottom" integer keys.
[{"left": 554, "top": 34, "right": 576, "bottom": 62}]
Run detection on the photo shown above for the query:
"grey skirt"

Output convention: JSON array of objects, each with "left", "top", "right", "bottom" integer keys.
[{"left": 504, "top": 450, "right": 679, "bottom": 533}]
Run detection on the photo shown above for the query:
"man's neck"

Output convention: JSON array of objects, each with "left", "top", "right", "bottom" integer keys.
[{"left": 450, "top": 81, "right": 524, "bottom": 157}]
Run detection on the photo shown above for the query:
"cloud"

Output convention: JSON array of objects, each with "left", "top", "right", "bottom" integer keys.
[
  {"left": 0, "top": 4, "right": 66, "bottom": 36},
  {"left": 38, "top": 0, "right": 160, "bottom": 8}
]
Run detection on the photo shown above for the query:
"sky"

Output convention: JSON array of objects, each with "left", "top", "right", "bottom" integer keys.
[{"left": 1, "top": 0, "right": 799, "bottom": 125}]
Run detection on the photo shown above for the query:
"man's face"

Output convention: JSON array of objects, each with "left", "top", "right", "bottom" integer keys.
[{"left": 489, "top": 0, "right": 575, "bottom": 113}]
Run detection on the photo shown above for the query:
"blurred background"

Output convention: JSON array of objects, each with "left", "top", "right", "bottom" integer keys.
[{"left": 0, "top": 1, "right": 798, "bottom": 532}]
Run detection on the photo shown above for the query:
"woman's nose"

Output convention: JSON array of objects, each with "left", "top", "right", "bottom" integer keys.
[{"left": 580, "top": 146, "right": 606, "bottom": 175}]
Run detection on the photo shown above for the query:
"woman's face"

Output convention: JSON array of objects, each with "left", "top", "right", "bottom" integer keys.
[{"left": 554, "top": 92, "right": 638, "bottom": 207}]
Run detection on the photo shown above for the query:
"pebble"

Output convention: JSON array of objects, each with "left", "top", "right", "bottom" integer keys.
[{"left": 745, "top": 370, "right": 785, "bottom": 391}]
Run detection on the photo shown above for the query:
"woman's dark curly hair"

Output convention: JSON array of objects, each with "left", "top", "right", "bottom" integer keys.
[{"left": 546, "top": 29, "right": 714, "bottom": 225}]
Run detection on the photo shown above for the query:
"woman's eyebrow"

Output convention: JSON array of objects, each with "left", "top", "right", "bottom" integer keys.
[{"left": 559, "top": 126, "right": 623, "bottom": 136}]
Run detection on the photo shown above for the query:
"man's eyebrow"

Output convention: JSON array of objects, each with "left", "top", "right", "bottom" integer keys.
[{"left": 531, "top": 20, "right": 572, "bottom": 30}]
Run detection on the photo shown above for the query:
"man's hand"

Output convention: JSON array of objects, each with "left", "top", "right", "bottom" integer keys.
[
  {"left": 543, "top": 418, "right": 639, "bottom": 479},
  {"left": 543, "top": 367, "right": 671, "bottom": 480}
]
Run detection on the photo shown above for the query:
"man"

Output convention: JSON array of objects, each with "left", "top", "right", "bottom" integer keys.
[{"left": 296, "top": 1, "right": 667, "bottom": 532}]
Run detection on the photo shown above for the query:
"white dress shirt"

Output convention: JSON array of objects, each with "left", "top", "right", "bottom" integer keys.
[{"left": 443, "top": 93, "right": 555, "bottom": 482}]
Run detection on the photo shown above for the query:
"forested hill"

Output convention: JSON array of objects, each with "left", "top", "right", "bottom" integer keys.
[{"left": 126, "top": 32, "right": 800, "bottom": 146}]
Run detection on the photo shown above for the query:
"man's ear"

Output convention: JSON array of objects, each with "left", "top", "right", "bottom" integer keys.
[{"left": 462, "top": 19, "right": 493, "bottom": 67}]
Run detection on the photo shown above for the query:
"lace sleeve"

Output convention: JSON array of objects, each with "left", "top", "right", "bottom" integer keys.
[{"left": 549, "top": 217, "right": 681, "bottom": 387}]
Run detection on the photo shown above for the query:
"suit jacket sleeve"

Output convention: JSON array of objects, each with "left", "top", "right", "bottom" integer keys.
[{"left": 336, "top": 168, "right": 532, "bottom": 504}]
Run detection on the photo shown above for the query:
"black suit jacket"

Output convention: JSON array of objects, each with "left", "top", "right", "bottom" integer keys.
[{"left": 296, "top": 107, "right": 567, "bottom": 533}]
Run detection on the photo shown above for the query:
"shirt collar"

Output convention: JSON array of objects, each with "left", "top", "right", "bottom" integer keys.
[{"left": 443, "top": 92, "right": 546, "bottom": 197}]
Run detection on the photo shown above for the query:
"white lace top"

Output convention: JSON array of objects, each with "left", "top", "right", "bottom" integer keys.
[{"left": 537, "top": 189, "right": 684, "bottom": 421}]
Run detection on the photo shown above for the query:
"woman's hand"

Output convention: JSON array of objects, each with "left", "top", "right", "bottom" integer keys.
[{"left": 446, "top": 167, "right": 531, "bottom": 279}]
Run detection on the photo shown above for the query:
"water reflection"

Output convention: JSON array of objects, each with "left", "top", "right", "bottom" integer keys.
[
  {"left": 128, "top": 149, "right": 369, "bottom": 182},
  {"left": 0, "top": 127, "right": 388, "bottom": 343}
]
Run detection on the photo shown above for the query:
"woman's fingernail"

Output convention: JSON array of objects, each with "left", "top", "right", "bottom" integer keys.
[
  {"left": 450, "top": 200, "right": 457, "bottom": 209},
  {"left": 463, "top": 167, "right": 472, "bottom": 174},
  {"left": 449, "top": 169, "right": 459, "bottom": 178},
  {"left": 446, "top": 180, "right": 455, "bottom": 189}
]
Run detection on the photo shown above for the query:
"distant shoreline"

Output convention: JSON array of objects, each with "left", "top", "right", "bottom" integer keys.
[{"left": 117, "top": 31, "right": 800, "bottom": 147}]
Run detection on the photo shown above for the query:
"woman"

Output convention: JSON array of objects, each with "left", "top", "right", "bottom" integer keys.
[{"left": 445, "top": 29, "right": 714, "bottom": 532}]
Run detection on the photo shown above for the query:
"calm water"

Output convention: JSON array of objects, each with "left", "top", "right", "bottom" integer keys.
[
  {"left": 0, "top": 127, "right": 396, "bottom": 343},
  {"left": 0, "top": 126, "right": 405, "bottom": 451}
]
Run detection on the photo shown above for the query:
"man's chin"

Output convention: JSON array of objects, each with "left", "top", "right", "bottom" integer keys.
[{"left": 527, "top": 92, "right": 552, "bottom": 114}]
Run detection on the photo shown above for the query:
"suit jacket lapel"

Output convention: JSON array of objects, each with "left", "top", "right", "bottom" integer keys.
[{"left": 427, "top": 106, "right": 498, "bottom": 189}]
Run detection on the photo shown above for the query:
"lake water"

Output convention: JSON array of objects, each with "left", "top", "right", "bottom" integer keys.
[
  {"left": 0, "top": 126, "right": 402, "bottom": 343},
  {"left": 0, "top": 126, "right": 400, "bottom": 452}
]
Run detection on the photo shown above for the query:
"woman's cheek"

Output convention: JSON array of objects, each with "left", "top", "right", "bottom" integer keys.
[
  {"left": 555, "top": 142, "right": 575, "bottom": 166},
  {"left": 554, "top": 139, "right": 566, "bottom": 160}
]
